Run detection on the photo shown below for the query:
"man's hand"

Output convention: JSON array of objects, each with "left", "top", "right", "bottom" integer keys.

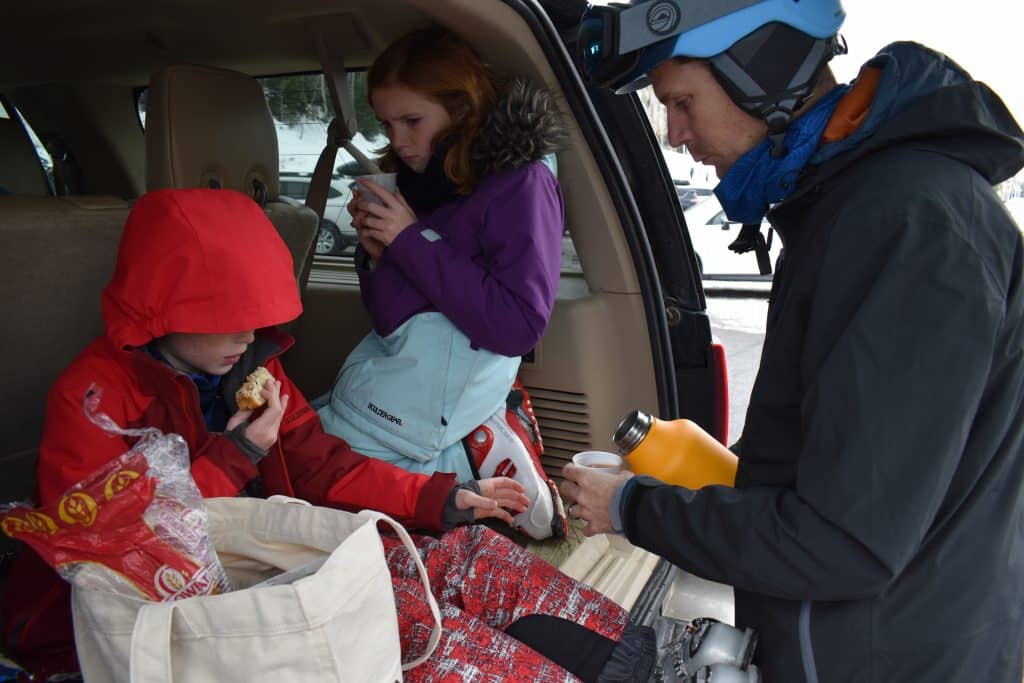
[
  {"left": 226, "top": 378, "right": 289, "bottom": 451},
  {"left": 559, "top": 463, "right": 634, "bottom": 536},
  {"left": 455, "top": 477, "right": 529, "bottom": 526}
]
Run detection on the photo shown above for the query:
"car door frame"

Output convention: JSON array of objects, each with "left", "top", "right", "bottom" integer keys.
[{"left": 513, "top": 0, "right": 725, "bottom": 439}]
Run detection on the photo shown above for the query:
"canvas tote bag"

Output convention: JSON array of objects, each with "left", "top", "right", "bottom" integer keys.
[{"left": 71, "top": 496, "right": 441, "bottom": 683}]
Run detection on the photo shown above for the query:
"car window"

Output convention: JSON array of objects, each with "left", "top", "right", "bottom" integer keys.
[
  {"left": 279, "top": 180, "right": 308, "bottom": 200},
  {"left": 2, "top": 99, "right": 55, "bottom": 194},
  {"left": 263, "top": 73, "right": 363, "bottom": 261},
  {"left": 135, "top": 71, "right": 581, "bottom": 275},
  {"left": 136, "top": 73, "right": 376, "bottom": 261}
]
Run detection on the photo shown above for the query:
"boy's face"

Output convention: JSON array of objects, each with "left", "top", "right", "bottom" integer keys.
[{"left": 157, "top": 331, "right": 256, "bottom": 376}]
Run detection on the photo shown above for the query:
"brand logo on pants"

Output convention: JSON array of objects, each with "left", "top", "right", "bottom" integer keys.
[{"left": 368, "top": 401, "right": 403, "bottom": 426}]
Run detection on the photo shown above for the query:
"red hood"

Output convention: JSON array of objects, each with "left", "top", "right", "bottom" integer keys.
[{"left": 102, "top": 189, "right": 302, "bottom": 349}]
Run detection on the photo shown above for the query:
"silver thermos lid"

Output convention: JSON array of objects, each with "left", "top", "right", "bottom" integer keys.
[{"left": 612, "top": 409, "right": 653, "bottom": 454}]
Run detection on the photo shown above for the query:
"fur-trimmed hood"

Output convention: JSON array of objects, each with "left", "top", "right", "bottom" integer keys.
[{"left": 471, "top": 77, "right": 568, "bottom": 177}]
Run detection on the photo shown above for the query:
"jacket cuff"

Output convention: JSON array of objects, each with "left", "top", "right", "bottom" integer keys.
[
  {"left": 620, "top": 475, "right": 663, "bottom": 538},
  {"left": 225, "top": 423, "right": 269, "bottom": 464},
  {"left": 441, "top": 480, "right": 482, "bottom": 530},
  {"left": 413, "top": 471, "right": 458, "bottom": 531},
  {"left": 610, "top": 476, "right": 639, "bottom": 535}
]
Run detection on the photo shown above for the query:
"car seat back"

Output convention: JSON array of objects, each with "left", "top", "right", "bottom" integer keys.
[
  {"left": 0, "top": 194, "right": 131, "bottom": 505},
  {"left": 145, "top": 64, "right": 319, "bottom": 298}
]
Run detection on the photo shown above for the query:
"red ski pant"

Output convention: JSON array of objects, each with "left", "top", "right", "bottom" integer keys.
[{"left": 384, "top": 525, "right": 629, "bottom": 682}]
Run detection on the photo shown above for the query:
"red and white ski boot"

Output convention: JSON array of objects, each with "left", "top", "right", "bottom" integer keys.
[{"left": 464, "top": 381, "right": 568, "bottom": 540}]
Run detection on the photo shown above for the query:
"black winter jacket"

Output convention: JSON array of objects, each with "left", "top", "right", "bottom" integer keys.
[{"left": 623, "top": 43, "right": 1024, "bottom": 682}]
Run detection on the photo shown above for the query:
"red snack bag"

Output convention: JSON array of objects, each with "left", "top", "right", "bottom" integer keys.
[{"left": 1, "top": 386, "right": 230, "bottom": 601}]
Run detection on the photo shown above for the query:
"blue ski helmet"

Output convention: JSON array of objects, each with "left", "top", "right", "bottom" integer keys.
[{"left": 578, "top": 0, "right": 846, "bottom": 154}]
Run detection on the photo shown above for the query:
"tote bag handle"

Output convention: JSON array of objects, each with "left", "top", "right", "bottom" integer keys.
[
  {"left": 361, "top": 510, "right": 443, "bottom": 671},
  {"left": 128, "top": 509, "right": 442, "bottom": 681},
  {"left": 129, "top": 601, "right": 176, "bottom": 682}
]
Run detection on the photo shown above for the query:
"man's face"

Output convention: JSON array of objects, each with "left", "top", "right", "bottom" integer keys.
[
  {"left": 158, "top": 331, "right": 256, "bottom": 376},
  {"left": 371, "top": 85, "right": 454, "bottom": 173},
  {"left": 650, "top": 59, "right": 767, "bottom": 178}
]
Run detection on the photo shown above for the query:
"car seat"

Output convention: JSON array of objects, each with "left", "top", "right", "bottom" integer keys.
[{"left": 145, "top": 64, "right": 320, "bottom": 300}]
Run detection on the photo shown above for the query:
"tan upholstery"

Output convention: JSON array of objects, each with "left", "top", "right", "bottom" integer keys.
[
  {"left": 0, "top": 117, "right": 51, "bottom": 196},
  {"left": 146, "top": 65, "right": 318, "bottom": 291},
  {"left": 146, "top": 64, "right": 280, "bottom": 198},
  {"left": 0, "top": 66, "right": 318, "bottom": 506},
  {"left": 0, "top": 194, "right": 131, "bottom": 502}
]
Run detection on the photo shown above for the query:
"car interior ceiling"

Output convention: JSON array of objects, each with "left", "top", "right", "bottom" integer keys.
[
  {"left": 0, "top": 0, "right": 577, "bottom": 87},
  {"left": 0, "top": 0, "right": 668, "bottom": 605}
]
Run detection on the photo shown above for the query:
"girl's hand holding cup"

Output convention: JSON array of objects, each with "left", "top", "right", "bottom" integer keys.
[{"left": 357, "top": 173, "right": 418, "bottom": 248}]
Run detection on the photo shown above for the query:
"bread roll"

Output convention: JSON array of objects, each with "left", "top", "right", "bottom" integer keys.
[{"left": 236, "top": 366, "right": 274, "bottom": 410}]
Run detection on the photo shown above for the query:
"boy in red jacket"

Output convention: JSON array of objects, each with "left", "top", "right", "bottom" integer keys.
[
  {"left": 38, "top": 188, "right": 523, "bottom": 526},
  {"left": 4, "top": 188, "right": 653, "bottom": 681}
]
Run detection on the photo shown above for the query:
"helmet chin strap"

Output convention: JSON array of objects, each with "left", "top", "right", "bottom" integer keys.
[
  {"left": 763, "top": 105, "right": 797, "bottom": 158},
  {"left": 709, "top": 26, "right": 846, "bottom": 160}
]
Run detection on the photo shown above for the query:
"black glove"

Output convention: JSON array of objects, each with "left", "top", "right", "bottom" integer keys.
[{"left": 727, "top": 224, "right": 773, "bottom": 275}]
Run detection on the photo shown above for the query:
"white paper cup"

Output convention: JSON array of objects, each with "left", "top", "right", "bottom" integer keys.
[
  {"left": 572, "top": 450, "right": 625, "bottom": 473},
  {"left": 360, "top": 172, "right": 398, "bottom": 206}
]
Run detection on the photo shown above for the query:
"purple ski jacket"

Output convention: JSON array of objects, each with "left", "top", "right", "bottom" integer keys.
[{"left": 357, "top": 79, "right": 567, "bottom": 358}]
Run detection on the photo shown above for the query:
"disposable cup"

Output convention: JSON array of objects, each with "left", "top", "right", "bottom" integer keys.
[
  {"left": 572, "top": 450, "right": 626, "bottom": 473},
  {"left": 360, "top": 172, "right": 398, "bottom": 206}
]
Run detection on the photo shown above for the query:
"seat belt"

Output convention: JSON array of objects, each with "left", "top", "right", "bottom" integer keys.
[
  {"left": 44, "top": 138, "right": 81, "bottom": 196},
  {"left": 306, "top": 34, "right": 380, "bottom": 221}
]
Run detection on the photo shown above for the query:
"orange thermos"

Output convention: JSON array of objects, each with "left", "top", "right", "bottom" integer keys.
[{"left": 612, "top": 410, "right": 737, "bottom": 488}]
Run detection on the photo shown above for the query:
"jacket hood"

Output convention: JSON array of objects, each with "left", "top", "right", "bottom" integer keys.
[
  {"left": 470, "top": 76, "right": 568, "bottom": 177},
  {"left": 810, "top": 42, "right": 1024, "bottom": 185},
  {"left": 102, "top": 188, "right": 302, "bottom": 350}
]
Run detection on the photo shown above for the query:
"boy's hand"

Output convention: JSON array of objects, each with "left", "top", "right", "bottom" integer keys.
[
  {"left": 226, "top": 378, "right": 290, "bottom": 451},
  {"left": 455, "top": 477, "right": 528, "bottom": 526}
]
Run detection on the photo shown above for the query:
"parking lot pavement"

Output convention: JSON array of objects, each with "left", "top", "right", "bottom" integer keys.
[{"left": 705, "top": 288, "right": 769, "bottom": 445}]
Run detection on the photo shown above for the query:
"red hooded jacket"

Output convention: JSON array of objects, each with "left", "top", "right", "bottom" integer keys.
[{"left": 4, "top": 189, "right": 455, "bottom": 675}]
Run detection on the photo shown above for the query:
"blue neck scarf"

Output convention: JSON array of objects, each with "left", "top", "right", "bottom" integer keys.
[{"left": 715, "top": 85, "right": 849, "bottom": 224}]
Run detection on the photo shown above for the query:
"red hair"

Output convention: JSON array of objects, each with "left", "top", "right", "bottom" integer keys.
[{"left": 368, "top": 27, "right": 497, "bottom": 195}]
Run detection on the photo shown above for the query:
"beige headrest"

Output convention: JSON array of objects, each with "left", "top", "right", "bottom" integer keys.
[
  {"left": 0, "top": 118, "right": 51, "bottom": 195},
  {"left": 146, "top": 64, "right": 279, "bottom": 199}
]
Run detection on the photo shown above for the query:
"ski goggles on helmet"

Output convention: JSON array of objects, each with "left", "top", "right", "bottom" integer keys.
[
  {"left": 577, "top": 0, "right": 844, "bottom": 94},
  {"left": 577, "top": 0, "right": 764, "bottom": 93}
]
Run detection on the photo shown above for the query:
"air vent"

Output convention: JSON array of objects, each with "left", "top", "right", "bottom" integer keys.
[{"left": 525, "top": 386, "right": 591, "bottom": 482}]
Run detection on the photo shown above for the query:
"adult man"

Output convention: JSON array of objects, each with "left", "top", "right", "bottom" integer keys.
[{"left": 562, "top": 1, "right": 1024, "bottom": 680}]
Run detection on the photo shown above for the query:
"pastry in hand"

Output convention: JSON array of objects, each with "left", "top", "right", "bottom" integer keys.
[{"left": 236, "top": 366, "right": 274, "bottom": 410}]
